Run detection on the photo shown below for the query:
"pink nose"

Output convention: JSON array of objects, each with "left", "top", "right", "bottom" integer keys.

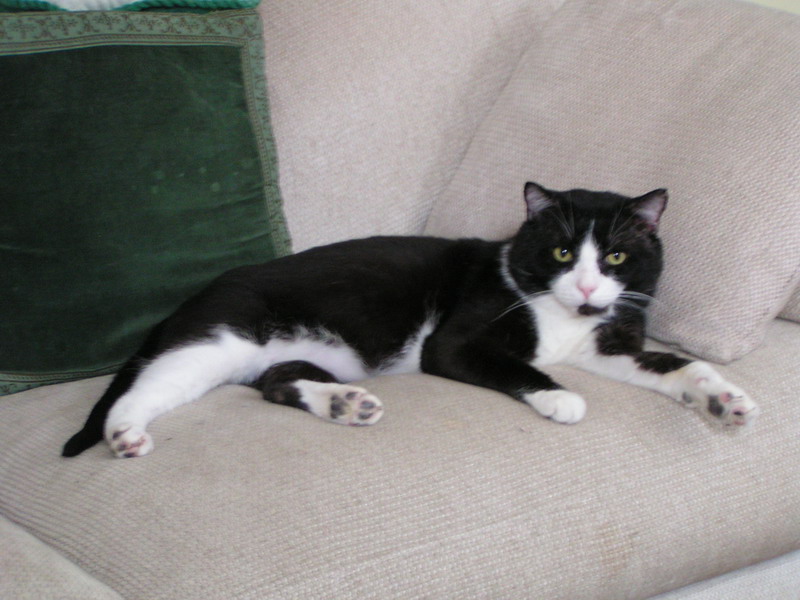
[{"left": 578, "top": 283, "right": 597, "bottom": 300}]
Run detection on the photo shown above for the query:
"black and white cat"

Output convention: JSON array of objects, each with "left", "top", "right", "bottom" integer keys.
[{"left": 62, "top": 183, "right": 759, "bottom": 458}]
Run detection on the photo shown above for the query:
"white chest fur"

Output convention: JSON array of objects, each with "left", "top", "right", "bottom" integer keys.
[{"left": 527, "top": 295, "right": 605, "bottom": 367}]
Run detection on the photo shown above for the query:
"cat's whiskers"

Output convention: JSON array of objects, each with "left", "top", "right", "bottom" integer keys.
[
  {"left": 614, "top": 291, "right": 659, "bottom": 312},
  {"left": 493, "top": 290, "right": 552, "bottom": 321}
]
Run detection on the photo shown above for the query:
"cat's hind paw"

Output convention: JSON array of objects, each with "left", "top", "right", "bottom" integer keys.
[
  {"left": 679, "top": 363, "right": 760, "bottom": 428},
  {"left": 295, "top": 382, "right": 384, "bottom": 426},
  {"left": 524, "top": 389, "right": 586, "bottom": 424},
  {"left": 106, "top": 424, "right": 154, "bottom": 458}
]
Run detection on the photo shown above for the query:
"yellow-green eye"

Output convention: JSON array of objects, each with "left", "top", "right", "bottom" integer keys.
[
  {"left": 605, "top": 251, "right": 628, "bottom": 266},
  {"left": 553, "top": 247, "right": 574, "bottom": 263}
]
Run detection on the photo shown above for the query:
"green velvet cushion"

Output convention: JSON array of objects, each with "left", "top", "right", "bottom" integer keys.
[
  {"left": 0, "top": 0, "right": 258, "bottom": 11},
  {"left": 0, "top": 10, "right": 291, "bottom": 395}
]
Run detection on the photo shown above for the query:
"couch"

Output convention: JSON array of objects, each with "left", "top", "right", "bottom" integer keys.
[{"left": 2, "top": 0, "right": 799, "bottom": 598}]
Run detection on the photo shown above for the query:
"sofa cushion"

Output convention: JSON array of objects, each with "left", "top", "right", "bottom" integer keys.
[
  {"left": 1, "top": 319, "right": 798, "bottom": 599},
  {"left": 0, "top": 515, "right": 123, "bottom": 600},
  {"left": 0, "top": 10, "right": 290, "bottom": 395},
  {"left": 0, "top": 0, "right": 257, "bottom": 10},
  {"left": 780, "top": 287, "right": 800, "bottom": 323},
  {"left": 257, "top": 0, "right": 566, "bottom": 251},
  {"left": 425, "top": 0, "right": 800, "bottom": 363}
]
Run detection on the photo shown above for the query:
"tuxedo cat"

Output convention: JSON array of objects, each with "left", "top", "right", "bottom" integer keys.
[{"left": 62, "top": 183, "right": 758, "bottom": 458}]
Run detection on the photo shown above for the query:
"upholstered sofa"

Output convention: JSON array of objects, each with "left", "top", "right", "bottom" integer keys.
[{"left": 2, "top": 0, "right": 799, "bottom": 598}]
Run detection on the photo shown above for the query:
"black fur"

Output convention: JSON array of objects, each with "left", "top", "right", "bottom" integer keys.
[{"left": 62, "top": 183, "right": 682, "bottom": 457}]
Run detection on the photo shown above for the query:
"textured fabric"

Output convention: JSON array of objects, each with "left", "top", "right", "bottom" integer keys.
[
  {"left": 425, "top": 0, "right": 800, "bottom": 363},
  {"left": 0, "top": 0, "right": 258, "bottom": 10},
  {"left": 258, "top": 0, "right": 565, "bottom": 251},
  {"left": 0, "top": 11, "right": 290, "bottom": 394},
  {"left": 1, "top": 319, "right": 798, "bottom": 599},
  {"left": 0, "top": 515, "right": 123, "bottom": 600},
  {"left": 779, "top": 287, "right": 800, "bottom": 323},
  {"left": 652, "top": 549, "right": 800, "bottom": 600}
]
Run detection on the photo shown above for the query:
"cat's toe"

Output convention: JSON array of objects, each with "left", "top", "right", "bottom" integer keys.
[
  {"left": 330, "top": 389, "right": 384, "bottom": 426},
  {"left": 706, "top": 391, "right": 760, "bottom": 428},
  {"left": 297, "top": 382, "right": 384, "bottom": 426},
  {"left": 681, "top": 365, "right": 759, "bottom": 428},
  {"left": 107, "top": 424, "right": 154, "bottom": 458},
  {"left": 525, "top": 389, "right": 586, "bottom": 424}
]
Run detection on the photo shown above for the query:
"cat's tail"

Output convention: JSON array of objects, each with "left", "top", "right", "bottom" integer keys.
[{"left": 61, "top": 359, "right": 142, "bottom": 457}]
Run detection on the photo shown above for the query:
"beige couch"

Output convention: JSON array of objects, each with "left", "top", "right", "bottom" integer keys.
[{"left": 2, "top": 0, "right": 800, "bottom": 598}]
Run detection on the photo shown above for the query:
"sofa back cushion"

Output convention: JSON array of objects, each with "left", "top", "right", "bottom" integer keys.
[
  {"left": 0, "top": 11, "right": 290, "bottom": 394},
  {"left": 425, "top": 0, "right": 800, "bottom": 363},
  {"left": 258, "top": 0, "right": 565, "bottom": 251}
]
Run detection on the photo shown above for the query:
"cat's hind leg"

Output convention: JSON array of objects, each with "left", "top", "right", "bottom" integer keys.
[
  {"left": 255, "top": 361, "right": 384, "bottom": 426},
  {"left": 105, "top": 330, "right": 269, "bottom": 458}
]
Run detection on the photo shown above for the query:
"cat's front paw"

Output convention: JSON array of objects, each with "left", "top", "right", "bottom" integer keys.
[
  {"left": 679, "top": 363, "right": 760, "bottom": 428},
  {"left": 525, "top": 389, "right": 586, "bottom": 424},
  {"left": 106, "top": 424, "right": 154, "bottom": 458}
]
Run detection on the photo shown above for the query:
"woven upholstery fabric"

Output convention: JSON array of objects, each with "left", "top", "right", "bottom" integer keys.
[
  {"left": 425, "top": 0, "right": 800, "bottom": 363},
  {"left": 258, "top": 0, "right": 565, "bottom": 251},
  {"left": 1, "top": 515, "right": 123, "bottom": 600},
  {"left": 652, "top": 549, "right": 800, "bottom": 600},
  {"left": 1, "top": 319, "right": 798, "bottom": 599},
  {"left": 780, "top": 287, "right": 800, "bottom": 323}
]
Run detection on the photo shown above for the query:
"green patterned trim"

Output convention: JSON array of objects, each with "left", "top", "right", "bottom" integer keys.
[{"left": 0, "top": 0, "right": 259, "bottom": 12}]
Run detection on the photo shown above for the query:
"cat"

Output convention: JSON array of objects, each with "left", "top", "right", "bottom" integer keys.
[{"left": 62, "top": 182, "right": 759, "bottom": 458}]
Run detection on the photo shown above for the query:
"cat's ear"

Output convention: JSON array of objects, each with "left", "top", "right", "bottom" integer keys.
[
  {"left": 524, "top": 182, "right": 554, "bottom": 219},
  {"left": 632, "top": 188, "right": 668, "bottom": 231}
]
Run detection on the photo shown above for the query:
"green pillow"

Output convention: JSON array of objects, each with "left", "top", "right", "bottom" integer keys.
[
  {"left": 0, "top": 0, "right": 258, "bottom": 11},
  {"left": 0, "top": 10, "right": 291, "bottom": 395}
]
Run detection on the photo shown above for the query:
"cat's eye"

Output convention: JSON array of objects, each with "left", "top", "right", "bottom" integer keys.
[
  {"left": 605, "top": 251, "right": 628, "bottom": 266},
  {"left": 553, "top": 247, "right": 574, "bottom": 263}
]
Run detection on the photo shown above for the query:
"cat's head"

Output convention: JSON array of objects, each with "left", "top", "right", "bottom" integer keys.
[{"left": 507, "top": 182, "right": 667, "bottom": 317}]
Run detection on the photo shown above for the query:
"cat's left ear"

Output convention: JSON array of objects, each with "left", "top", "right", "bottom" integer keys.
[{"left": 632, "top": 188, "right": 668, "bottom": 231}]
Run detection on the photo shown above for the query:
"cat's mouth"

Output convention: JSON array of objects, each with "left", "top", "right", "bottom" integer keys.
[{"left": 577, "top": 303, "right": 609, "bottom": 317}]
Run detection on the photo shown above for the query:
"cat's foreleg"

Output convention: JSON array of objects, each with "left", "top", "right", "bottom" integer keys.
[
  {"left": 422, "top": 340, "right": 586, "bottom": 424},
  {"left": 255, "top": 361, "right": 383, "bottom": 426},
  {"left": 574, "top": 351, "right": 760, "bottom": 428}
]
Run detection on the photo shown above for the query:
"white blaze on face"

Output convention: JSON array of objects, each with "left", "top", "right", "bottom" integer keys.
[{"left": 551, "top": 232, "right": 624, "bottom": 314}]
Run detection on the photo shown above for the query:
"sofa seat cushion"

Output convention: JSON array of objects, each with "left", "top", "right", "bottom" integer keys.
[
  {"left": 1, "top": 320, "right": 798, "bottom": 599},
  {"left": 425, "top": 0, "right": 800, "bottom": 364},
  {"left": 0, "top": 515, "right": 123, "bottom": 600}
]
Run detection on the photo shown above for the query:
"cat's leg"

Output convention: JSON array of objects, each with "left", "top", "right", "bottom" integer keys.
[
  {"left": 422, "top": 337, "right": 586, "bottom": 424},
  {"left": 255, "top": 361, "right": 384, "bottom": 426},
  {"left": 574, "top": 351, "right": 759, "bottom": 428},
  {"left": 105, "top": 330, "right": 267, "bottom": 457}
]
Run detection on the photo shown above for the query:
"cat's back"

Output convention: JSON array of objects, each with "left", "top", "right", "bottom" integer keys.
[{"left": 222, "top": 235, "right": 497, "bottom": 293}]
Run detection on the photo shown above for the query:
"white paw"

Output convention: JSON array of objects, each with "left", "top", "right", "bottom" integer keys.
[
  {"left": 106, "top": 424, "right": 154, "bottom": 458},
  {"left": 525, "top": 389, "right": 586, "bottom": 424},
  {"left": 680, "top": 363, "right": 760, "bottom": 428},
  {"left": 295, "top": 382, "right": 384, "bottom": 426}
]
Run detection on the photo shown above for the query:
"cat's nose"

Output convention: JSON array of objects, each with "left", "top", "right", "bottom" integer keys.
[{"left": 577, "top": 282, "right": 597, "bottom": 300}]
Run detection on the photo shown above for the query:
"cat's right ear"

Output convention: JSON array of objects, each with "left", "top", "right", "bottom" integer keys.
[{"left": 524, "top": 182, "right": 554, "bottom": 220}]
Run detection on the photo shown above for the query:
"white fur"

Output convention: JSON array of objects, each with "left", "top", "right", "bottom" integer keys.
[
  {"left": 377, "top": 317, "right": 437, "bottom": 376},
  {"left": 293, "top": 380, "right": 384, "bottom": 425},
  {"left": 550, "top": 234, "right": 624, "bottom": 313},
  {"left": 105, "top": 321, "right": 436, "bottom": 456},
  {"left": 500, "top": 239, "right": 759, "bottom": 429},
  {"left": 524, "top": 390, "right": 586, "bottom": 424}
]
